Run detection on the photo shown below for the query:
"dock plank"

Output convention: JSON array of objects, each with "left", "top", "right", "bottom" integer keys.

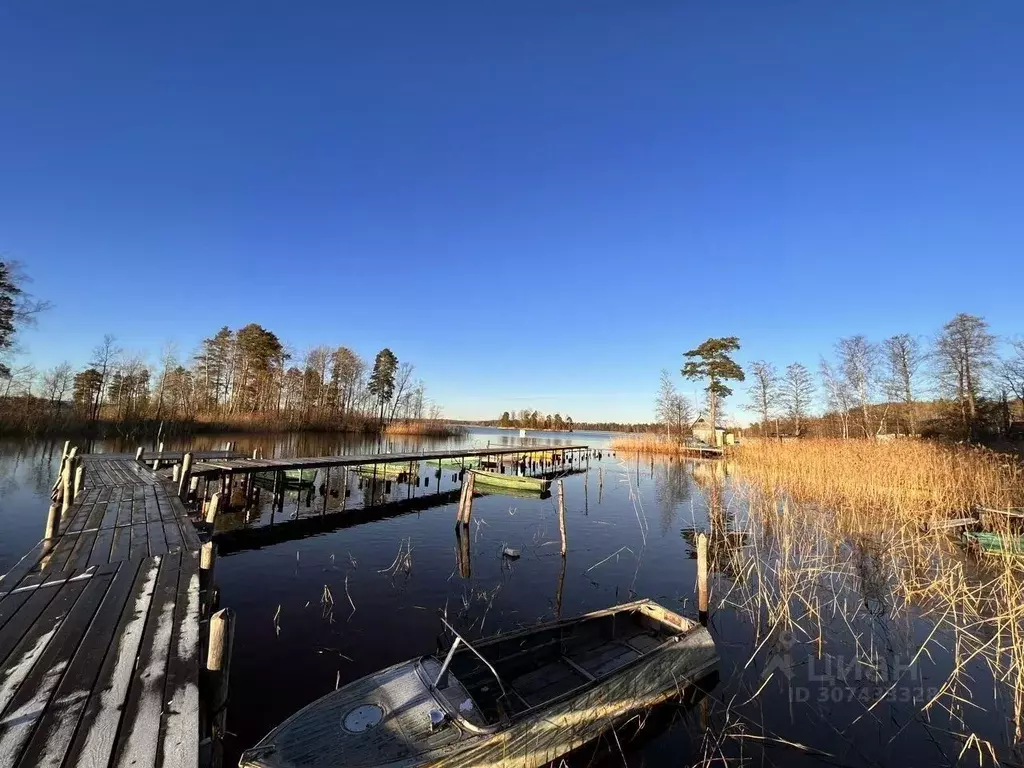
[
  {"left": 14, "top": 560, "right": 139, "bottom": 768},
  {"left": 61, "top": 558, "right": 162, "bottom": 768},
  {"left": 111, "top": 552, "right": 182, "bottom": 768},
  {"left": 0, "top": 564, "right": 116, "bottom": 766},
  {"left": 157, "top": 554, "right": 200, "bottom": 768}
]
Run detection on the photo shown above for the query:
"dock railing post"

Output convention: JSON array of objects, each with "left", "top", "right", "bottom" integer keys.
[
  {"left": 557, "top": 479, "right": 567, "bottom": 557},
  {"left": 73, "top": 462, "right": 85, "bottom": 498},
  {"left": 206, "top": 608, "right": 235, "bottom": 767},
  {"left": 178, "top": 451, "right": 193, "bottom": 500},
  {"left": 44, "top": 502, "right": 60, "bottom": 540},
  {"left": 61, "top": 447, "right": 79, "bottom": 514},
  {"left": 200, "top": 541, "right": 217, "bottom": 616},
  {"left": 205, "top": 492, "right": 222, "bottom": 525},
  {"left": 135, "top": 446, "right": 144, "bottom": 462}
]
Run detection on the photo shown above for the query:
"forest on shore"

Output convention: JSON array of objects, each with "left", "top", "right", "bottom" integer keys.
[{"left": 0, "top": 261, "right": 455, "bottom": 439}]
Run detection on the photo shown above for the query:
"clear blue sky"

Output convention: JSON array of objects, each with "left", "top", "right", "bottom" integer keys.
[{"left": 3, "top": 2, "right": 1023, "bottom": 422}]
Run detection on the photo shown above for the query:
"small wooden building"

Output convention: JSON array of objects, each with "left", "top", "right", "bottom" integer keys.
[{"left": 691, "top": 414, "right": 734, "bottom": 447}]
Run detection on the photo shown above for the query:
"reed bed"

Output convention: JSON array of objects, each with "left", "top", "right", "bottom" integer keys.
[
  {"left": 383, "top": 420, "right": 465, "bottom": 437},
  {"left": 610, "top": 433, "right": 697, "bottom": 455},
  {"left": 710, "top": 438, "right": 1024, "bottom": 760}
]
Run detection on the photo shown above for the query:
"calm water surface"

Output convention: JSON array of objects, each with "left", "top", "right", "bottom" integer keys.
[{"left": 0, "top": 429, "right": 1014, "bottom": 767}]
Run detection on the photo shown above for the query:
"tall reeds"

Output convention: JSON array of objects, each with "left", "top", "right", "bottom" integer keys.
[{"left": 725, "top": 438, "right": 1024, "bottom": 749}]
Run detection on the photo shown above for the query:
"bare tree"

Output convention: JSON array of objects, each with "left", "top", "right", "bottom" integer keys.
[
  {"left": 882, "top": 334, "right": 925, "bottom": 435},
  {"left": 837, "top": 335, "right": 879, "bottom": 437},
  {"left": 387, "top": 362, "right": 415, "bottom": 424},
  {"left": 42, "top": 362, "right": 74, "bottom": 411},
  {"left": 1002, "top": 339, "right": 1024, "bottom": 419},
  {"left": 780, "top": 363, "right": 815, "bottom": 436},
  {"left": 89, "top": 334, "right": 122, "bottom": 422},
  {"left": 746, "top": 361, "right": 779, "bottom": 438},
  {"left": 934, "top": 313, "right": 996, "bottom": 440},
  {"left": 1, "top": 363, "right": 36, "bottom": 397},
  {"left": 820, "top": 359, "right": 852, "bottom": 439}
]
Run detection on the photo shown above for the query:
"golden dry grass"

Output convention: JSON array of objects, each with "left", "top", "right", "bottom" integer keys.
[
  {"left": 384, "top": 420, "right": 464, "bottom": 437},
  {"left": 611, "top": 433, "right": 712, "bottom": 455},
  {"left": 718, "top": 438, "right": 1024, "bottom": 749}
]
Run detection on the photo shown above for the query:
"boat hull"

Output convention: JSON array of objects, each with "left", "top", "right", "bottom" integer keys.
[
  {"left": 469, "top": 469, "right": 550, "bottom": 493},
  {"left": 240, "top": 601, "right": 717, "bottom": 768}
]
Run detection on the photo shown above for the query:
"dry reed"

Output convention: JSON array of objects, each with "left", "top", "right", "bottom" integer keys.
[{"left": 719, "top": 438, "right": 1024, "bottom": 755}]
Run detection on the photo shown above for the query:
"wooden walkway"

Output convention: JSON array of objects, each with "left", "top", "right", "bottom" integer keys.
[
  {"left": 191, "top": 444, "right": 592, "bottom": 478},
  {"left": 0, "top": 454, "right": 206, "bottom": 768}
]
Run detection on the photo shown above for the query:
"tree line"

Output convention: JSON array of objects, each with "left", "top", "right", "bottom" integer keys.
[
  {"left": 654, "top": 313, "right": 1024, "bottom": 443},
  {"left": 0, "top": 263, "right": 448, "bottom": 436},
  {"left": 496, "top": 410, "right": 574, "bottom": 430}
]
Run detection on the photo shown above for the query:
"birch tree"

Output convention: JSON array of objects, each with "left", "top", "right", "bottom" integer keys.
[
  {"left": 780, "top": 363, "right": 815, "bottom": 435},
  {"left": 746, "top": 361, "right": 779, "bottom": 437},
  {"left": 882, "top": 334, "right": 925, "bottom": 435}
]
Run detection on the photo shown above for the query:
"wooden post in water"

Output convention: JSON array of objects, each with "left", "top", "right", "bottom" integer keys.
[
  {"left": 135, "top": 446, "right": 144, "bottom": 462},
  {"left": 200, "top": 541, "right": 217, "bottom": 617},
  {"left": 178, "top": 451, "right": 193, "bottom": 500},
  {"left": 557, "top": 479, "right": 567, "bottom": 557},
  {"left": 457, "top": 471, "right": 475, "bottom": 526},
  {"left": 206, "top": 608, "right": 235, "bottom": 766},
  {"left": 321, "top": 467, "right": 329, "bottom": 516},
  {"left": 172, "top": 464, "right": 181, "bottom": 483},
  {"left": 206, "top": 492, "right": 222, "bottom": 525},
  {"left": 697, "top": 532, "right": 709, "bottom": 623}
]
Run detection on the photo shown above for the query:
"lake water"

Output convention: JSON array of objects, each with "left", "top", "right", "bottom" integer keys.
[{"left": 0, "top": 428, "right": 1014, "bottom": 767}]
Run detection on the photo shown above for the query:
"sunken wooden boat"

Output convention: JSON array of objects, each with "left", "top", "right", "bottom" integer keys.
[
  {"left": 239, "top": 600, "right": 717, "bottom": 768},
  {"left": 468, "top": 468, "right": 551, "bottom": 493}
]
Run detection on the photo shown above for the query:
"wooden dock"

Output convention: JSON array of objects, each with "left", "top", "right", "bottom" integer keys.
[
  {"left": 189, "top": 444, "right": 592, "bottom": 478},
  {"left": 0, "top": 450, "right": 216, "bottom": 768},
  {"left": 0, "top": 442, "right": 593, "bottom": 768}
]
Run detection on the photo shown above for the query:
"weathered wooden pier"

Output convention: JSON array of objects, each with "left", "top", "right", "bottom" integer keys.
[{"left": 0, "top": 442, "right": 592, "bottom": 768}]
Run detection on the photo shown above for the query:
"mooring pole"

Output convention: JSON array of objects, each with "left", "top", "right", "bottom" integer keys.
[
  {"left": 697, "top": 532, "right": 709, "bottom": 624},
  {"left": 557, "top": 479, "right": 567, "bottom": 557}
]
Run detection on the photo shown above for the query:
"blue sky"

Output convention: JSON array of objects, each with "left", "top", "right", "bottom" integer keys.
[{"left": 3, "top": 2, "right": 1023, "bottom": 422}]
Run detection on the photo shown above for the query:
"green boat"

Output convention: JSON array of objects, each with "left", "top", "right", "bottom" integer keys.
[
  {"left": 355, "top": 463, "right": 420, "bottom": 481},
  {"left": 253, "top": 468, "right": 318, "bottom": 490},
  {"left": 470, "top": 469, "right": 551, "bottom": 493},
  {"left": 427, "top": 457, "right": 483, "bottom": 469},
  {"left": 963, "top": 530, "right": 1024, "bottom": 556}
]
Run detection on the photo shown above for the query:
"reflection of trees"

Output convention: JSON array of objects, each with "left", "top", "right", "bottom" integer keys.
[
  {"left": 653, "top": 459, "right": 692, "bottom": 534},
  {"left": 683, "top": 460, "right": 749, "bottom": 580}
]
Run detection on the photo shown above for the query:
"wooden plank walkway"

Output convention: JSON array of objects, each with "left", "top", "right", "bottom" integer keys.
[
  {"left": 80, "top": 451, "right": 245, "bottom": 464},
  {"left": 0, "top": 454, "right": 204, "bottom": 768},
  {"left": 191, "top": 444, "right": 592, "bottom": 478}
]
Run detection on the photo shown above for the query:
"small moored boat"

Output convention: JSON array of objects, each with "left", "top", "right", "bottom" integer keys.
[
  {"left": 469, "top": 469, "right": 550, "bottom": 494},
  {"left": 239, "top": 600, "right": 717, "bottom": 768},
  {"left": 963, "top": 530, "right": 1024, "bottom": 556}
]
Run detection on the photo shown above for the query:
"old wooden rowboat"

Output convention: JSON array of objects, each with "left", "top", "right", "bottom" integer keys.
[
  {"left": 239, "top": 599, "right": 717, "bottom": 768},
  {"left": 468, "top": 468, "right": 551, "bottom": 493},
  {"left": 963, "top": 530, "right": 1024, "bottom": 556}
]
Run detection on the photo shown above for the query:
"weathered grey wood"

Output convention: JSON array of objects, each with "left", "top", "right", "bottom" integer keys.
[
  {"left": 110, "top": 552, "right": 182, "bottom": 768},
  {"left": 14, "top": 560, "right": 132, "bottom": 768},
  {"left": 158, "top": 554, "right": 200, "bottom": 768},
  {"left": 206, "top": 607, "right": 235, "bottom": 759},
  {"left": 62, "top": 557, "right": 160, "bottom": 768},
  {"left": 0, "top": 568, "right": 113, "bottom": 766}
]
